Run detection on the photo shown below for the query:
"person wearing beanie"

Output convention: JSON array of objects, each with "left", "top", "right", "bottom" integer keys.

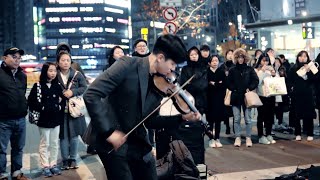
[{"left": 132, "top": 39, "right": 150, "bottom": 57}]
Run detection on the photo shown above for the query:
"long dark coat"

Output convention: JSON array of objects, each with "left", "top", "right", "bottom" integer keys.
[
  {"left": 207, "top": 67, "right": 226, "bottom": 119},
  {"left": 288, "top": 63, "right": 316, "bottom": 119},
  {"left": 57, "top": 68, "right": 87, "bottom": 139},
  {"left": 179, "top": 62, "right": 208, "bottom": 114}
]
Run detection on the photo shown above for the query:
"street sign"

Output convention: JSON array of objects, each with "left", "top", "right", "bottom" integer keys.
[
  {"left": 160, "top": 0, "right": 182, "bottom": 8},
  {"left": 162, "top": 7, "right": 178, "bottom": 21},
  {"left": 164, "top": 22, "right": 177, "bottom": 34}
]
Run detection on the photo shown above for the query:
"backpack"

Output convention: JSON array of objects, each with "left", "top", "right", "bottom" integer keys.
[
  {"left": 157, "top": 140, "right": 201, "bottom": 180},
  {"left": 275, "top": 165, "right": 320, "bottom": 180}
]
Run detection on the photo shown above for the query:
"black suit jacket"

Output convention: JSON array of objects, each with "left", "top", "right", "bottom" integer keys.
[{"left": 84, "top": 56, "right": 182, "bottom": 159}]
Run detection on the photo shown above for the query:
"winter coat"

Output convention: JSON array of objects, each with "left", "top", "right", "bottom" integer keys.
[
  {"left": 207, "top": 67, "right": 226, "bottom": 119},
  {"left": 57, "top": 68, "right": 87, "bottom": 139},
  {"left": 179, "top": 62, "right": 208, "bottom": 113},
  {"left": 288, "top": 63, "right": 316, "bottom": 119},
  {"left": 0, "top": 62, "right": 27, "bottom": 120},
  {"left": 28, "top": 81, "right": 63, "bottom": 128},
  {"left": 219, "top": 61, "right": 235, "bottom": 117},
  {"left": 226, "top": 64, "right": 259, "bottom": 106},
  {"left": 219, "top": 61, "right": 235, "bottom": 77}
]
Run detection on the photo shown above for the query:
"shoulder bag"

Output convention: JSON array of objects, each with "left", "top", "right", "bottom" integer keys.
[{"left": 68, "top": 71, "right": 87, "bottom": 118}]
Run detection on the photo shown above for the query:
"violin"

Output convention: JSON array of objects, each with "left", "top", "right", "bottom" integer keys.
[
  {"left": 153, "top": 72, "right": 198, "bottom": 114},
  {"left": 108, "top": 72, "right": 205, "bottom": 154},
  {"left": 153, "top": 72, "right": 209, "bottom": 127}
]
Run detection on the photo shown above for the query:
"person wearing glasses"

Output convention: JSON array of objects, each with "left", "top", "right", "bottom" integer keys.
[
  {"left": 0, "top": 47, "right": 30, "bottom": 180},
  {"left": 226, "top": 48, "right": 259, "bottom": 147},
  {"left": 132, "top": 39, "right": 150, "bottom": 57}
]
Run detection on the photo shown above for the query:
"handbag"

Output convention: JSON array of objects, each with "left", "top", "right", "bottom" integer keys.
[
  {"left": 68, "top": 71, "right": 87, "bottom": 118},
  {"left": 263, "top": 77, "right": 287, "bottom": 97},
  {"left": 29, "top": 82, "right": 41, "bottom": 124},
  {"left": 224, "top": 89, "right": 232, "bottom": 106},
  {"left": 244, "top": 90, "right": 263, "bottom": 108}
]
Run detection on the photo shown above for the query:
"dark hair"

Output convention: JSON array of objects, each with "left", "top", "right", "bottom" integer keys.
[
  {"left": 209, "top": 55, "right": 220, "bottom": 63},
  {"left": 295, "top": 50, "right": 310, "bottom": 64},
  {"left": 56, "top": 43, "right": 71, "bottom": 55},
  {"left": 254, "top": 49, "right": 263, "bottom": 57},
  {"left": 225, "top": 49, "right": 234, "bottom": 58},
  {"left": 152, "top": 34, "right": 187, "bottom": 64},
  {"left": 133, "top": 39, "right": 147, "bottom": 48},
  {"left": 264, "top": 48, "right": 274, "bottom": 54},
  {"left": 200, "top": 44, "right": 210, "bottom": 51},
  {"left": 279, "top": 54, "right": 285, "bottom": 59},
  {"left": 274, "top": 57, "right": 283, "bottom": 66},
  {"left": 40, "top": 62, "right": 58, "bottom": 84},
  {"left": 107, "top": 46, "right": 123, "bottom": 67},
  {"left": 56, "top": 51, "right": 71, "bottom": 63},
  {"left": 255, "top": 53, "right": 270, "bottom": 68},
  {"left": 316, "top": 53, "right": 320, "bottom": 64}
]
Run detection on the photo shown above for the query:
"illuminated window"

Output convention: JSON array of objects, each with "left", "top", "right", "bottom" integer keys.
[
  {"left": 105, "top": 28, "right": 116, "bottom": 33},
  {"left": 121, "top": 39, "right": 129, "bottom": 43},
  {"left": 79, "top": 27, "right": 104, "bottom": 33},
  {"left": 45, "top": 7, "right": 78, "bottom": 12},
  {"left": 49, "top": 0, "right": 81, "bottom": 4},
  {"left": 80, "top": 0, "right": 103, "bottom": 4},
  {"left": 83, "top": 44, "right": 94, "bottom": 49},
  {"left": 106, "top": 17, "right": 113, "bottom": 22},
  {"left": 83, "top": 17, "right": 102, "bottom": 21},
  {"left": 105, "top": 0, "right": 130, "bottom": 8},
  {"left": 59, "top": 28, "right": 76, "bottom": 33},
  {"left": 49, "top": 17, "right": 60, "bottom": 22},
  {"left": 71, "top": 45, "right": 80, "bottom": 49},
  {"left": 104, "top": 7, "right": 123, "bottom": 14},
  {"left": 117, "top": 18, "right": 128, "bottom": 24},
  {"left": 61, "top": 17, "right": 81, "bottom": 22},
  {"left": 80, "top": 7, "right": 93, "bottom": 12}
]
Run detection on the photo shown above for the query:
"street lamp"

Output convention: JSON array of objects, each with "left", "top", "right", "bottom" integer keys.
[
  {"left": 302, "top": 11, "right": 307, "bottom": 16},
  {"left": 228, "top": 22, "right": 233, "bottom": 26}
]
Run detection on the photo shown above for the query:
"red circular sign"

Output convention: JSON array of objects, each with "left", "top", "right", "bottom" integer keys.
[{"left": 163, "top": 7, "right": 178, "bottom": 21}]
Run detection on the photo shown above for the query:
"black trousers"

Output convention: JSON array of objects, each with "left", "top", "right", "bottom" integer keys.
[
  {"left": 295, "top": 118, "right": 314, "bottom": 136},
  {"left": 257, "top": 96, "right": 275, "bottom": 137},
  {"left": 274, "top": 105, "right": 284, "bottom": 125},
  {"left": 97, "top": 150, "right": 157, "bottom": 180},
  {"left": 206, "top": 112, "right": 222, "bottom": 139}
]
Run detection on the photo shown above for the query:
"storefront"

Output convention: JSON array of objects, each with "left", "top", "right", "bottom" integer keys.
[{"left": 245, "top": 15, "right": 320, "bottom": 62}]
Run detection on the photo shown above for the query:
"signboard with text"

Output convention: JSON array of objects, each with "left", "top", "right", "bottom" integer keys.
[
  {"left": 302, "top": 26, "right": 314, "bottom": 39},
  {"left": 160, "top": 0, "right": 182, "bottom": 7}
]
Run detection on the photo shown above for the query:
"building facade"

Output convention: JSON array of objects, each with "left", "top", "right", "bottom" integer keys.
[
  {"left": 35, "top": 0, "right": 131, "bottom": 70},
  {"left": 0, "top": 0, "right": 34, "bottom": 56},
  {"left": 245, "top": 0, "right": 320, "bottom": 61}
]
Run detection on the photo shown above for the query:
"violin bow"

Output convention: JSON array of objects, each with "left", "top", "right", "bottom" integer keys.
[{"left": 108, "top": 74, "right": 195, "bottom": 154}]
